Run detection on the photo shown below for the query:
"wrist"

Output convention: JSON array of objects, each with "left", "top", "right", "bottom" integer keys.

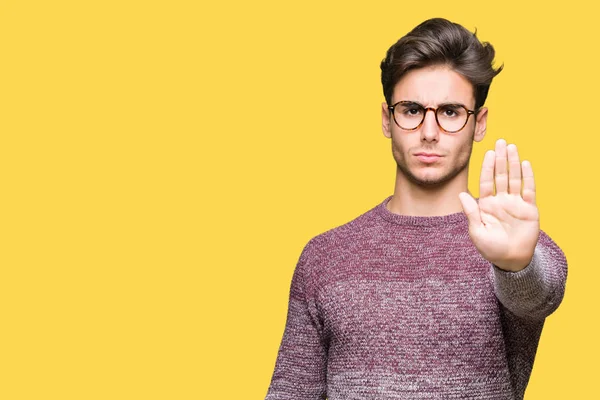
[{"left": 493, "top": 255, "right": 534, "bottom": 273}]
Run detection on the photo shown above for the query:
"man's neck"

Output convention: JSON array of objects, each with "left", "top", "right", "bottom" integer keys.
[{"left": 387, "top": 170, "right": 470, "bottom": 217}]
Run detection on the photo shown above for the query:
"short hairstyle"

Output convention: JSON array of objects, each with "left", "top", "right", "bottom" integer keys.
[{"left": 380, "top": 18, "right": 503, "bottom": 110}]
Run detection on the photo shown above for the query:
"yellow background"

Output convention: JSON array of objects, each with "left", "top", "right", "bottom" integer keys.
[{"left": 0, "top": 1, "right": 596, "bottom": 398}]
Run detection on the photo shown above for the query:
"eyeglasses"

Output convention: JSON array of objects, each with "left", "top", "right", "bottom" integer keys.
[{"left": 388, "top": 101, "right": 476, "bottom": 133}]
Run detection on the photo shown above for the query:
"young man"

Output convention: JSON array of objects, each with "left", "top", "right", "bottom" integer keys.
[{"left": 265, "top": 18, "right": 567, "bottom": 400}]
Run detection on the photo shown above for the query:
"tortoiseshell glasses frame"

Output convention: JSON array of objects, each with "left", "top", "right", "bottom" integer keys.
[{"left": 388, "top": 100, "right": 477, "bottom": 133}]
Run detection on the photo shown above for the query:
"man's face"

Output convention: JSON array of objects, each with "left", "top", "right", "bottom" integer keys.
[{"left": 381, "top": 65, "right": 488, "bottom": 188}]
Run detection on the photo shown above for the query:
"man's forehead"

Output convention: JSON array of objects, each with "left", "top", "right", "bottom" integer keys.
[
  {"left": 392, "top": 66, "right": 475, "bottom": 105},
  {"left": 399, "top": 95, "right": 461, "bottom": 104}
]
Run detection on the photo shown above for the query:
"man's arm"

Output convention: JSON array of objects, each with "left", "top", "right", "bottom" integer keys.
[
  {"left": 459, "top": 138, "right": 568, "bottom": 320},
  {"left": 491, "top": 229, "right": 568, "bottom": 320},
  {"left": 265, "top": 239, "right": 328, "bottom": 400}
]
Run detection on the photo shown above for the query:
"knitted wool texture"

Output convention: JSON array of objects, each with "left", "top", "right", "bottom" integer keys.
[{"left": 265, "top": 195, "right": 568, "bottom": 400}]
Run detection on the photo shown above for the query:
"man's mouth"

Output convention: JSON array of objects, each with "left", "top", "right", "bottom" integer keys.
[{"left": 414, "top": 152, "right": 443, "bottom": 163}]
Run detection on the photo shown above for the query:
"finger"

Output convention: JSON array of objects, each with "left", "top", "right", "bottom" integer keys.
[
  {"left": 507, "top": 143, "right": 522, "bottom": 195},
  {"left": 480, "top": 150, "right": 495, "bottom": 198},
  {"left": 522, "top": 160, "right": 536, "bottom": 204},
  {"left": 458, "top": 192, "right": 483, "bottom": 229},
  {"left": 494, "top": 139, "right": 508, "bottom": 193}
]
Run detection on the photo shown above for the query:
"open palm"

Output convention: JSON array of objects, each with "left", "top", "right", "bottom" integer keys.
[{"left": 459, "top": 139, "right": 540, "bottom": 272}]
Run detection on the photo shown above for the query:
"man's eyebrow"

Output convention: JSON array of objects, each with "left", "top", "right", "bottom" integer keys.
[
  {"left": 437, "top": 101, "right": 468, "bottom": 108},
  {"left": 398, "top": 100, "right": 468, "bottom": 108},
  {"left": 398, "top": 100, "right": 424, "bottom": 106}
]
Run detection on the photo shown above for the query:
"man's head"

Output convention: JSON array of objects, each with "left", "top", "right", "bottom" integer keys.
[
  {"left": 381, "top": 18, "right": 503, "bottom": 112},
  {"left": 380, "top": 18, "right": 503, "bottom": 188}
]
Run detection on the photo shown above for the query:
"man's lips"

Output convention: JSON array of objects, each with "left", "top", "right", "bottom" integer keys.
[{"left": 414, "top": 152, "right": 443, "bottom": 163}]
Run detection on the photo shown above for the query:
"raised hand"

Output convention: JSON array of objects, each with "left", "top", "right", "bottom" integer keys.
[{"left": 458, "top": 139, "right": 540, "bottom": 272}]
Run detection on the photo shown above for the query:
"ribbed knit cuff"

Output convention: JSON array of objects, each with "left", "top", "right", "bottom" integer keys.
[{"left": 492, "top": 246, "right": 550, "bottom": 317}]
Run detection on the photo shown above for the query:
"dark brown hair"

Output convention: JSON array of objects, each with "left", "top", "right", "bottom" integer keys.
[{"left": 380, "top": 18, "right": 503, "bottom": 110}]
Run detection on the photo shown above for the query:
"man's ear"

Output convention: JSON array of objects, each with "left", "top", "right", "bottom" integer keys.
[
  {"left": 473, "top": 107, "right": 488, "bottom": 142},
  {"left": 382, "top": 102, "right": 392, "bottom": 138}
]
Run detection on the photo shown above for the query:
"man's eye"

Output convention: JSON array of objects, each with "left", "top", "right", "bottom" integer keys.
[
  {"left": 404, "top": 108, "right": 421, "bottom": 115},
  {"left": 444, "top": 109, "right": 457, "bottom": 117},
  {"left": 440, "top": 107, "right": 461, "bottom": 117}
]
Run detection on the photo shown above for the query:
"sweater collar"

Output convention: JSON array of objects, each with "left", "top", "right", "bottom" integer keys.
[{"left": 376, "top": 195, "right": 468, "bottom": 227}]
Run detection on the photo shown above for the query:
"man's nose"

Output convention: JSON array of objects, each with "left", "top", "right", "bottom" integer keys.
[{"left": 420, "top": 108, "right": 439, "bottom": 142}]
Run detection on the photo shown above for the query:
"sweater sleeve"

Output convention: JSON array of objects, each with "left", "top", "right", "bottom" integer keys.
[
  {"left": 491, "top": 229, "right": 568, "bottom": 321},
  {"left": 265, "top": 239, "right": 328, "bottom": 400}
]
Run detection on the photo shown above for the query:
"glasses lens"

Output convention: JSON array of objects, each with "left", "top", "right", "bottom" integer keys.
[
  {"left": 394, "top": 103, "right": 424, "bottom": 130},
  {"left": 436, "top": 105, "right": 468, "bottom": 132}
]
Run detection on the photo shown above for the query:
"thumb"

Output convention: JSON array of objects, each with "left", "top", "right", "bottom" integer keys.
[{"left": 458, "top": 192, "right": 482, "bottom": 229}]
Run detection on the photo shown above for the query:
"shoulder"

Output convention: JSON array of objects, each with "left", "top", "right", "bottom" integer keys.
[
  {"left": 301, "top": 201, "right": 382, "bottom": 258},
  {"left": 295, "top": 202, "right": 383, "bottom": 291}
]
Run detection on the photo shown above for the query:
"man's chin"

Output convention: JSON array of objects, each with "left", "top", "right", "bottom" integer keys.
[
  {"left": 405, "top": 169, "right": 453, "bottom": 188},
  {"left": 413, "top": 177, "right": 449, "bottom": 188}
]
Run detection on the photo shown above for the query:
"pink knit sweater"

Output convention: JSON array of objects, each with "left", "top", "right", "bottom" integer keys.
[{"left": 265, "top": 195, "right": 568, "bottom": 399}]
